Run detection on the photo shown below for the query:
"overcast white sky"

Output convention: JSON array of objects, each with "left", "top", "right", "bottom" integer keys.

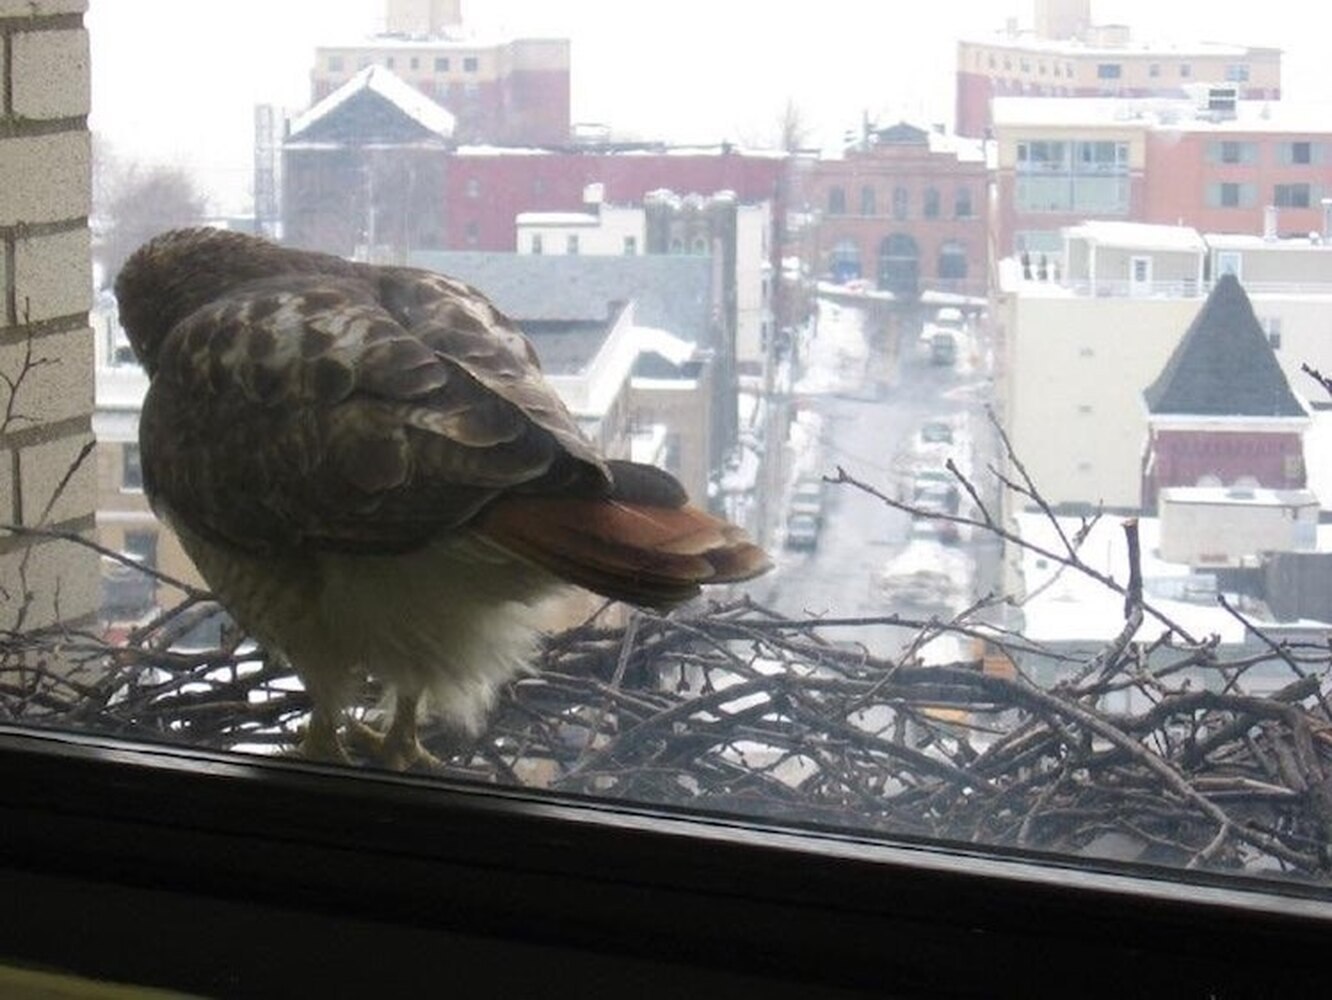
[{"left": 88, "top": 1, "right": 1330, "bottom": 215}]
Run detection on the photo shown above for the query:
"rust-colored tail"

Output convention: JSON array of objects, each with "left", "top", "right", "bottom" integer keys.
[{"left": 475, "top": 462, "right": 770, "bottom": 610}]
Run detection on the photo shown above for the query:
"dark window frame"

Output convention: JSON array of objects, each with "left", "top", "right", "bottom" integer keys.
[{"left": 0, "top": 727, "right": 1328, "bottom": 995}]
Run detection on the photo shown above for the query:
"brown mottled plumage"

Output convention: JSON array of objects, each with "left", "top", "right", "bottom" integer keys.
[{"left": 115, "top": 227, "right": 769, "bottom": 768}]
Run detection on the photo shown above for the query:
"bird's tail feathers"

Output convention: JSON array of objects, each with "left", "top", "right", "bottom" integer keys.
[{"left": 475, "top": 493, "right": 770, "bottom": 611}]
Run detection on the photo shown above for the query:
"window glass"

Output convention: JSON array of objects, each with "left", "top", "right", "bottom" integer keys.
[{"left": 0, "top": 0, "right": 1313, "bottom": 902}]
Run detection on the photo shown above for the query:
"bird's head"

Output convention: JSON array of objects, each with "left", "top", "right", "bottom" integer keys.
[{"left": 114, "top": 227, "right": 353, "bottom": 375}]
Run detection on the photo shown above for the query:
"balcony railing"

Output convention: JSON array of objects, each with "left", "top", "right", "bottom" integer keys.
[{"left": 1053, "top": 277, "right": 1332, "bottom": 298}]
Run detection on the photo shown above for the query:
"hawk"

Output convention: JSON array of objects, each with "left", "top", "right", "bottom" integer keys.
[{"left": 115, "top": 228, "right": 769, "bottom": 769}]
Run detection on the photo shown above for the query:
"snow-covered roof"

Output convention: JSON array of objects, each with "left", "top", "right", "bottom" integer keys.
[
  {"left": 632, "top": 324, "right": 696, "bottom": 368},
  {"left": 288, "top": 65, "right": 454, "bottom": 141},
  {"left": 927, "top": 130, "right": 987, "bottom": 163},
  {"left": 960, "top": 30, "right": 1256, "bottom": 59},
  {"left": 1064, "top": 220, "right": 1206, "bottom": 253},
  {"left": 515, "top": 211, "right": 600, "bottom": 227},
  {"left": 1205, "top": 232, "right": 1332, "bottom": 252},
  {"left": 1017, "top": 513, "right": 1250, "bottom": 644},
  {"left": 993, "top": 96, "right": 1332, "bottom": 136},
  {"left": 1160, "top": 486, "right": 1319, "bottom": 508},
  {"left": 317, "top": 30, "right": 555, "bottom": 50}
]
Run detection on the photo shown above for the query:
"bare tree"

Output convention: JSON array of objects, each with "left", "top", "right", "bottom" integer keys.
[
  {"left": 777, "top": 97, "right": 811, "bottom": 153},
  {"left": 93, "top": 140, "right": 208, "bottom": 288}
]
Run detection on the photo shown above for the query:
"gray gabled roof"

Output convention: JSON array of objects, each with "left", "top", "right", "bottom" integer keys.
[
  {"left": 408, "top": 251, "right": 716, "bottom": 348},
  {"left": 287, "top": 66, "right": 455, "bottom": 146},
  {"left": 1143, "top": 273, "right": 1305, "bottom": 419}
]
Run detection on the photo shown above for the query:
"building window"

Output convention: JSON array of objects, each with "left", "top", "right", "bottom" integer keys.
[
  {"left": 859, "top": 186, "right": 876, "bottom": 216},
  {"left": 877, "top": 232, "right": 919, "bottom": 295},
  {"left": 691, "top": 236, "right": 709, "bottom": 255},
  {"left": 954, "top": 186, "right": 973, "bottom": 218},
  {"left": 122, "top": 444, "right": 143, "bottom": 492},
  {"left": 123, "top": 530, "right": 158, "bottom": 571},
  {"left": 1226, "top": 63, "right": 1250, "bottom": 82},
  {"left": 1149, "top": 62, "right": 1160, "bottom": 78},
  {"left": 923, "top": 187, "right": 940, "bottom": 219},
  {"left": 434, "top": 56, "right": 450, "bottom": 72},
  {"left": 1016, "top": 140, "right": 1068, "bottom": 172},
  {"left": 827, "top": 186, "right": 846, "bottom": 216},
  {"left": 937, "top": 241, "right": 967, "bottom": 280},
  {"left": 385, "top": 56, "right": 395, "bottom": 69},
  {"left": 623, "top": 236, "right": 637, "bottom": 255},
  {"left": 1074, "top": 141, "right": 1129, "bottom": 174},
  {"left": 328, "top": 55, "right": 344, "bottom": 72},
  {"left": 530, "top": 234, "right": 543, "bottom": 255},
  {"left": 1097, "top": 63, "right": 1122, "bottom": 80},
  {"left": 463, "top": 56, "right": 479, "bottom": 72},
  {"left": 1278, "top": 141, "right": 1321, "bottom": 165},
  {"left": 410, "top": 56, "right": 419, "bottom": 70},
  {"left": 1180, "top": 63, "right": 1192, "bottom": 77},
  {"left": 1206, "top": 140, "right": 1257, "bottom": 165},
  {"left": 1264, "top": 317, "right": 1283, "bottom": 349},
  {"left": 892, "top": 186, "right": 908, "bottom": 221},
  {"left": 1205, "top": 182, "right": 1256, "bottom": 208},
  {"left": 567, "top": 234, "right": 580, "bottom": 255},
  {"left": 828, "top": 239, "right": 861, "bottom": 282},
  {"left": 464, "top": 221, "right": 479, "bottom": 246},
  {"left": 465, "top": 178, "right": 480, "bottom": 199},
  {"left": 1274, "top": 183, "right": 1315, "bottom": 208},
  {"left": 1215, "top": 250, "right": 1243, "bottom": 279}
]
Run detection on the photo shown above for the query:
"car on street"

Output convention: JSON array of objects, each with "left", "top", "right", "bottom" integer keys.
[{"left": 785, "top": 512, "right": 821, "bottom": 551}]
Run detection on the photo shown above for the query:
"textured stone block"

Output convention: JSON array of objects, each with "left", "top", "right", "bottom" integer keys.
[
  {"left": 11, "top": 28, "right": 91, "bottom": 119},
  {"left": 12, "top": 226, "right": 92, "bottom": 321}
]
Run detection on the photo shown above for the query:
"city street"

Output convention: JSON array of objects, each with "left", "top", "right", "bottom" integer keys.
[{"left": 757, "top": 299, "right": 1000, "bottom": 658}]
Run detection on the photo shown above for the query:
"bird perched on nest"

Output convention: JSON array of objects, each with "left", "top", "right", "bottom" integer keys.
[{"left": 115, "top": 227, "right": 769, "bottom": 769}]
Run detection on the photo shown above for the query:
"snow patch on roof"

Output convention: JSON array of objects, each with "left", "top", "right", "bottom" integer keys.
[{"left": 289, "top": 65, "right": 454, "bottom": 140}]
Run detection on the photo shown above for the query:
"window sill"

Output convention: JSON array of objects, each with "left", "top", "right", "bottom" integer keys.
[{"left": 0, "top": 724, "right": 1328, "bottom": 995}]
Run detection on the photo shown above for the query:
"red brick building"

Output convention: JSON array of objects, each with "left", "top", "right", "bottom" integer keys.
[
  {"left": 991, "top": 96, "right": 1332, "bottom": 256},
  {"left": 312, "top": 0, "right": 569, "bottom": 145},
  {"left": 1143, "top": 111, "right": 1332, "bottom": 239},
  {"left": 807, "top": 123, "right": 989, "bottom": 299},
  {"left": 441, "top": 146, "right": 790, "bottom": 253},
  {"left": 956, "top": 0, "right": 1280, "bottom": 139}
]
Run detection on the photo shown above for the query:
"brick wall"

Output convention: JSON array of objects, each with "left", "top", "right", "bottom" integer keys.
[{"left": 0, "top": 0, "right": 96, "bottom": 631}]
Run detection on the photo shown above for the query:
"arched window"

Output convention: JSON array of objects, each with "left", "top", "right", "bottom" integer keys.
[
  {"left": 860, "top": 186, "right": 876, "bottom": 216},
  {"left": 955, "top": 186, "right": 974, "bottom": 218},
  {"left": 892, "top": 186, "right": 909, "bottom": 220},
  {"left": 827, "top": 186, "right": 846, "bottom": 215},
  {"left": 923, "top": 187, "right": 940, "bottom": 219},
  {"left": 691, "top": 236, "right": 709, "bottom": 255},
  {"left": 829, "top": 239, "right": 861, "bottom": 282},
  {"left": 877, "top": 233, "right": 919, "bottom": 296},
  {"left": 938, "top": 241, "right": 967, "bottom": 280}
]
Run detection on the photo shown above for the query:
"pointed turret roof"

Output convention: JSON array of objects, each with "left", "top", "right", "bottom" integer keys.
[{"left": 1143, "top": 274, "right": 1305, "bottom": 418}]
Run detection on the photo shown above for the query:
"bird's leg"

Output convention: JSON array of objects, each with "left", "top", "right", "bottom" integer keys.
[
  {"left": 294, "top": 704, "right": 351, "bottom": 763},
  {"left": 376, "top": 688, "right": 443, "bottom": 772}
]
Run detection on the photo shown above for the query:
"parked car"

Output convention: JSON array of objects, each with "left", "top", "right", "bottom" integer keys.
[
  {"left": 785, "top": 512, "right": 821, "bottom": 551},
  {"left": 790, "top": 476, "right": 827, "bottom": 522},
  {"left": 919, "top": 420, "right": 954, "bottom": 445},
  {"left": 930, "top": 331, "right": 957, "bottom": 366}
]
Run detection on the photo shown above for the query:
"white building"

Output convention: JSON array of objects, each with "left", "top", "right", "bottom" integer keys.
[
  {"left": 516, "top": 184, "right": 645, "bottom": 257},
  {"left": 996, "top": 220, "right": 1332, "bottom": 510}
]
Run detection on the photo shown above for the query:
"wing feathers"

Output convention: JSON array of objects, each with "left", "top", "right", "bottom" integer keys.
[{"left": 475, "top": 495, "right": 771, "bottom": 610}]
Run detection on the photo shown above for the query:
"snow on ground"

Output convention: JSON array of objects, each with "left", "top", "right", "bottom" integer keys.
[
  {"left": 1016, "top": 513, "right": 1252, "bottom": 645},
  {"left": 792, "top": 299, "right": 869, "bottom": 397}
]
